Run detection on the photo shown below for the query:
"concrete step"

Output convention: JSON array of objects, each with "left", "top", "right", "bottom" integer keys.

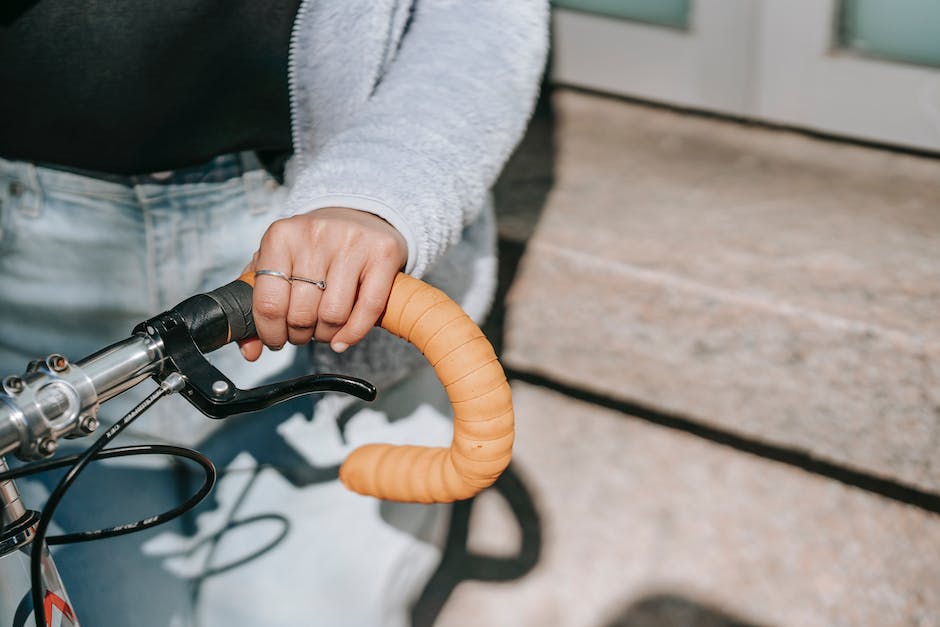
[
  {"left": 501, "top": 90, "right": 940, "bottom": 492},
  {"left": 435, "top": 383, "right": 940, "bottom": 627}
]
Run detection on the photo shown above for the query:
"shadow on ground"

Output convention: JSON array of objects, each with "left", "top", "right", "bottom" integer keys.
[
  {"left": 410, "top": 83, "right": 557, "bottom": 626},
  {"left": 411, "top": 465, "right": 543, "bottom": 627},
  {"left": 603, "top": 594, "right": 769, "bottom": 627}
]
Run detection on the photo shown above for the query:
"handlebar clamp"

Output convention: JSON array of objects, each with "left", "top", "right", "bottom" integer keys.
[{"left": 0, "top": 356, "right": 99, "bottom": 460}]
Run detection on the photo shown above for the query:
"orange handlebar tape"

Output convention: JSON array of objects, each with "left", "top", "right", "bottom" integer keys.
[{"left": 237, "top": 271, "right": 513, "bottom": 503}]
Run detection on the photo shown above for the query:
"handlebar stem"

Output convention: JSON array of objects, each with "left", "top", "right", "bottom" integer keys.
[
  {"left": 0, "top": 459, "right": 25, "bottom": 527},
  {"left": 0, "top": 334, "right": 165, "bottom": 460}
]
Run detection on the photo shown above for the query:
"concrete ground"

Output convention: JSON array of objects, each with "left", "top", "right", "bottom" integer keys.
[
  {"left": 436, "top": 383, "right": 940, "bottom": 627},
  {"left": 418, "top": 89, "right": 940, "bottom": 627}
]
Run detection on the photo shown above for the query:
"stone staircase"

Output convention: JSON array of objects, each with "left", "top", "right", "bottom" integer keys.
[{"left": 433, "top": 89, "right": 940, "bottom": 627}]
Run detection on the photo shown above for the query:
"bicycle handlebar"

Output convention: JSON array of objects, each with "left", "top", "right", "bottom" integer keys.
[
  {"left": 230, "top": 271, "right": 515, "bottom": 503},
  {"left": 0, "top": 271, "right": 514, "bottom": 627},
  {"left": 0, "top": 273, "right": 514, "bottom": 503},
  {"left": 171, "top": 279, "right": 256, "bottom": 354}
]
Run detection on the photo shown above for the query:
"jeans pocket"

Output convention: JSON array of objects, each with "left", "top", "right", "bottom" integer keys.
[
  {"left": 243, "top": 168, "right": 287, "bottom": 216},
  {"left": 0, "top": 177, "right": 44, "bottom": 261},
  {"left": 0, "top": 181, "right": 16, "bottom": 258}
]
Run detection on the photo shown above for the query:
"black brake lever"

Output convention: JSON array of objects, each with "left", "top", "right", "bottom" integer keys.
[{"left": 135, "top": 310, "right": 376, "bottom": 419}]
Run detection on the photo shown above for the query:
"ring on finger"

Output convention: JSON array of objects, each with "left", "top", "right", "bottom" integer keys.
[
  {"left": 290, "top": 275, "right": 327, "bottom": 290},
  {"left": 254, "top": 269, "right": 292, "bottom": 283}
]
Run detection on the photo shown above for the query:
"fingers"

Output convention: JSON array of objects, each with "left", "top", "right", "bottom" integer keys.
[
  {"left": 314, "top": 260, "right": 358, "bottom": 346},
  {"left": 285, "top": 282, "right": 321, "bottom": 346},
  {"left": 286, "top": 253, "right": 327, "bottom": 346},
  {"left": 330, "top": 257, "right": 400, "bottom": 352},
  {"left": 252, "top": 223, "right": 293, "bottom": 350}
]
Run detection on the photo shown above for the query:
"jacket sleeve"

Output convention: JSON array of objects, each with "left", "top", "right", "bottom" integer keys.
[{"left": 285, "top": 0, "right": 549, "bottom": 278}]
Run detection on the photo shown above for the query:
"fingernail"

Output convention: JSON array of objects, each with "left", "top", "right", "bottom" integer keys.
[
  {"left": 240, "top": 346, "right": 250, "bottom": 358},
  {"left": 332, "top": 342, "right": 349, "bottom": 353}
]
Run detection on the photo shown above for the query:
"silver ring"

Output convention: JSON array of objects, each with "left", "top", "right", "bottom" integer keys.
[
  {"left": 290, "top": 276, "right": 327, "bottom": 290},
  {"left": 254, "top": 269, "right": 291, "bottom": 283}
]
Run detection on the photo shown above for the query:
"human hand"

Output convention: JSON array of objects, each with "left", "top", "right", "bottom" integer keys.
[{"left": 239, "top": 207, "right": 408, "bottom": 361}]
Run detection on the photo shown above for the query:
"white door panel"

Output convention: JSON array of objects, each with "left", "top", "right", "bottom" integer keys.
[
  {"left": 552, "top": 2, "right": 756, "bottom": 117},
  {"left": 755, "top": 0, "right": 940, "bottom": 152},
  {"left": 551, "top": 0, "right": 940, "bottom": 152}
]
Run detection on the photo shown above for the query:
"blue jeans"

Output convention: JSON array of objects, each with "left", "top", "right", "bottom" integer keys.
[{"left": 0, "top": 156, "right": 450, "bottom": 626}]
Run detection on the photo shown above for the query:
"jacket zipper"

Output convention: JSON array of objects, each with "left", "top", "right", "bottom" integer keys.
[{"left": 286, "top": 0, "right": 310, "bottom": 169}]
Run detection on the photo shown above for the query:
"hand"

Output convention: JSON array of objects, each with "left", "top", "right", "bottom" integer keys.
[{"left": 239, "top": 207, "right": 408, "bottom": 361}]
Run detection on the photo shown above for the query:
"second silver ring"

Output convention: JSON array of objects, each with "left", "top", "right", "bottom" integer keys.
[{"left": 290, "top": 276, "right": 327, "bottom": 290}]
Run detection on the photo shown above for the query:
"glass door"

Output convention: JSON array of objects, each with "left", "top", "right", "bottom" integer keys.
[{"left": 552, "top": 0, "right": 940, "bottom": 152}]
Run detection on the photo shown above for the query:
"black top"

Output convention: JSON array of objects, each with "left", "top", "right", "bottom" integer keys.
[{"left": 0, "top": 0, "right": 299, "bottom": 174}]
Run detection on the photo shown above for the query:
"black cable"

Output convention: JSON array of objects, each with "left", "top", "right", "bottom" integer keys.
[
  {"left": 28, "top": 386, "right": 171, "bottom": 627},
  {"left": 47, "top": 445, "right": 215, "bottom": 545},
  {"left": 0, "top": 443, "right": 215, "bottom": 619}
]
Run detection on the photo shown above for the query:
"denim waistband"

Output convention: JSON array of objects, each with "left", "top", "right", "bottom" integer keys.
[
  {"left": 0, "top": 152, "right": 283, "bottom": 216},
  {"left": 35, "top": 152, "right": 264, "bottom": 187}
]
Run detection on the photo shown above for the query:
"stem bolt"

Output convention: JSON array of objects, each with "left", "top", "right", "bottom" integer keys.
[
  {"left": 38, "top": 438, "right": 57, "bottom": 457},
  {"left": 48, "top": 354, "right": 69, "bottom": 373},
  {"left": 3, "top": 376, "right": 24, "bottom": 394},
  {"left": 79, "top": 415, "right": 99, "bottom": 434}
]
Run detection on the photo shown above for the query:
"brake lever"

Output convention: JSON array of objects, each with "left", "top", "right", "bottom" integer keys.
[{"left": 135, "top": 310, "right": 376, "bottom": 419}]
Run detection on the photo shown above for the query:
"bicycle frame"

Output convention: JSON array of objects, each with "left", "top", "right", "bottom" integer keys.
[{"left": 0, "top": 500, "right": 76, "bottom": 627}]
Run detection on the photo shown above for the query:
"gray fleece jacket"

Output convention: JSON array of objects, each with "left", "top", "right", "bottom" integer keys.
[{"left": 283, "top": 0, "right": 549, "bottom": 385}]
